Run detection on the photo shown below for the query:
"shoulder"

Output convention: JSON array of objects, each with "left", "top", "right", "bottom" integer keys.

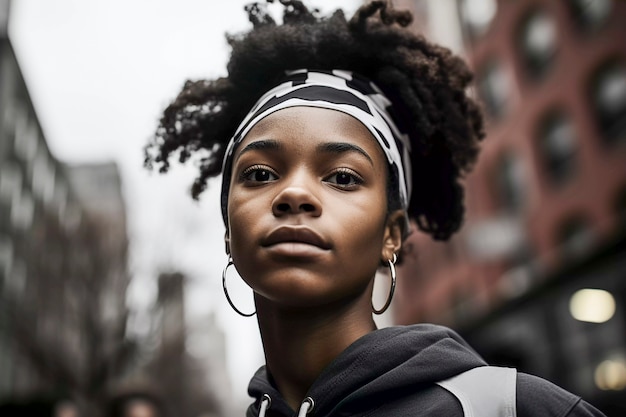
[
  {"left": 517, "top": 372, "right": 606, "bottom": 417},
  {"left": 430, "top": 367, "right": 606, "bottom": 417}
]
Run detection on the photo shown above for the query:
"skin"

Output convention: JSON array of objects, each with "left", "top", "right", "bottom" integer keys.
[{"left": 227, "top": 106, "right": 404, "bottom": 410}]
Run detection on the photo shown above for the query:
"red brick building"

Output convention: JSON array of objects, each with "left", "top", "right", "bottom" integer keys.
[{"left": 391, "top": 1, "right": 626, "bottom": 414}]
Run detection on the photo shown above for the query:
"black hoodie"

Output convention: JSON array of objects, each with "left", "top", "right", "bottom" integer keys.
[{"left": 246, "top": 324, "right": 605, "bottom": 417}]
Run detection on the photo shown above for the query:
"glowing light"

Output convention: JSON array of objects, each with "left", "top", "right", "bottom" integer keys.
[
  {"left": 569, "top": 289, "right": 616, "bottom": 323},
  {"left": 595, "top": 359, "right": 626, "bottom": 391},
  {"left": 463, "top": 0, "right": 497, "bottom": 32}
]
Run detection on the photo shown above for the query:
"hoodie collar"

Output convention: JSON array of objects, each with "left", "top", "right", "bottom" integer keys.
[{"left": 247, "top": 324, "right": 486, "bottom": 417}]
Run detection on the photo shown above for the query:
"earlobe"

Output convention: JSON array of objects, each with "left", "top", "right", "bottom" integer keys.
[
  {"left": 224, "top": 231, "right": 231, "bottom": 255},
  {"left": 381, "top": 210, "right": 404, "bottom": 262}
]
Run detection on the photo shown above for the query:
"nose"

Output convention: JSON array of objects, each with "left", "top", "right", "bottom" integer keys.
[{"left": 271, "top": 178, "right": 322, "bottom": 217}]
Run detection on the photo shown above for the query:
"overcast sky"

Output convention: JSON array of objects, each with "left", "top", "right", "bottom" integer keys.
[{"left": 9, "top": 0, "right": 361, "bottom": 403}]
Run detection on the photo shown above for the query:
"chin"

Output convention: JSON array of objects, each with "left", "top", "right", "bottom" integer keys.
[{"left": 254, "top": 271, "right": 339, "bottom": 308}]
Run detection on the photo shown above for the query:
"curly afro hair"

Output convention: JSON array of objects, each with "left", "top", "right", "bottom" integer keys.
[{"left": 144, "top": 0, "right": 485, "bottom": 240}]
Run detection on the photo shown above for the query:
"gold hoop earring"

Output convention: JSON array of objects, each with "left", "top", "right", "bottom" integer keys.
[
  {"left": 222, "top": 255, "right": 256, "bottom": 317},
  {"left": 372, "top": 253, "right": 397, "bottom": 315}
]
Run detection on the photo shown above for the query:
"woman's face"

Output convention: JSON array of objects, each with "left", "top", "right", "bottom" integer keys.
[{"left": 227, "top": 106, "right": 401, "bottom": 309}]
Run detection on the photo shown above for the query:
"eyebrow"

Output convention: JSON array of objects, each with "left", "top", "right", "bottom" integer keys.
[
  {"left": 236, "top": 139, "right": 283, "bottom": 161},
  {"left": 316, "top": 142, "right": 374, "bottom": 166},
  {"left": 235, "top": 139, "right": 374, "bottom": 166}
]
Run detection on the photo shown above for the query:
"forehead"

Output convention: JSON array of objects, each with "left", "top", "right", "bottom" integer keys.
[{"left": 234, "top": 106, "right": 387, "bottom": 163}]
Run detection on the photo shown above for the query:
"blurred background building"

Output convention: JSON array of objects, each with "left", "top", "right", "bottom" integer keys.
[
  {"left": 393, "top": 0, "right": 626, "bottom": 415},
  {"left": 0, "top": 1, "right": 230, "bottom": 415},
  {"left": 144, "top": 272, "right": 228, "bottom": 417},
  {"left": 0, "top": 12, "right": 134, "bottom": 409}
]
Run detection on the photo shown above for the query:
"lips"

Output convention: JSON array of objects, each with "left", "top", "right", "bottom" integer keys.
[{"left": 262, "top": 226, "right": 331, "bottom": 250}]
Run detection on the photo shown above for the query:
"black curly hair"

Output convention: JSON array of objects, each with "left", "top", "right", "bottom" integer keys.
[{"left": 144, "top": 0, "right": 484, "bottom": 240}]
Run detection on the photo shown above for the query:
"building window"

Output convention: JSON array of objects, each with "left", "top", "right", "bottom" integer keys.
[
  {"left": 538, "top": 111, "right": 578, "bottom": 186},
  {"left": 496, "top": 152, "right": 526, "bottom": 213},
  {"left": 11, "top": 190, "right": 35, "bottom": 231},
  {"left": 569, "top": 0, "right": 612, "bottom": 30},
  {"left": 478, "top": 60, "right": 510, "bottom": 119},
  {"left": 0, "top": 235, "right": 13, "bottom": 287},
  {"left": 590, "top": 60, "right": 626, "bottom": 144},
  {"left": 6, "top": 258, "right": 27, "bottom": 296},
  {"left": 14, "top": 122, "right": 39, "bottom": 163},
  {"left": 3, "top": 102, "right": 16, "bottom": 135},
  {"left": 43, "top": 164, "right": 56, "bottom": 207},
  {"left": 31, "top": 149, "right": 56, "bottom": 205},
  {"left": 460, "top": 0, "right": 497, "bottom": 38},
  {"left": 62, "top": 204, "right": 82, "bottom": 232},
  {"left": 518, "top": 10, "right": 558, "bottom": 80},
  {"left": 557, "top": 216, "right": 594, "bottom": 258},
  {"left": 0, "top": 162, "right": 23, "bottom": 204},
  {"left": 54, "top": 181, "right": 68, "bottom": 219}
]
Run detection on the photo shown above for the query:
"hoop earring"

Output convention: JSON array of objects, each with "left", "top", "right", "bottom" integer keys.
[
  {"left": 222, "top": 255, "right": 256, "bottom": 317},
  {"left": 372, "top": 253, "right": 397, "bottom": 315}
]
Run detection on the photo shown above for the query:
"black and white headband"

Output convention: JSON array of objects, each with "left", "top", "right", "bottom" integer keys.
[{"left": 220, "top": 69, "right": 412, "bottom": 222}]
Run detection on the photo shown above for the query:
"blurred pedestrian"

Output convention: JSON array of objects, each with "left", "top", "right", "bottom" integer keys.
[
  {"left": 105, "top": 392, "right": 164, "bottom": 417},
  {"left": 53, "top": 399, "right": 78, "bottom": 417}
]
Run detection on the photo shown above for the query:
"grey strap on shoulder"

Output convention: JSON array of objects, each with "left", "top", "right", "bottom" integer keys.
[{"left": 436, "top": 366, "right": 517, "bottom": 417}]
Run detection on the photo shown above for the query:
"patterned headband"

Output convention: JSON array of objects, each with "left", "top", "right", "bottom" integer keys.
[{"left": 220, "top": 69, "right": 412, "bottom": 224}]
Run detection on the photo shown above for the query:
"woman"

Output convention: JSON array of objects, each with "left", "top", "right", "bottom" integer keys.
[{"left": 145, "top": 1, "right": 606, "bottom": 416}]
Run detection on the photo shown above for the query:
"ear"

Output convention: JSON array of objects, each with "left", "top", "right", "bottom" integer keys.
[
  {"left": 381, "top": 210, "right": 404, "bottom": 263},
  {"left": 224, "top": 231, "right": 231, "bottom": 255}
]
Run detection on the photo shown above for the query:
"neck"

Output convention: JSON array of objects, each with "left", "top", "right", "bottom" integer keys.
[{"left": 255, "top": 294, "right": 377, "bottom": 411}]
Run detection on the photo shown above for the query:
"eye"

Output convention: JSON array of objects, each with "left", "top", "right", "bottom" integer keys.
[
  {"left": 241, "top": 165, "right": 278, "bottom": 183},
  {"left": 325, "top": 169, "right": 363, "bottom": 189}
]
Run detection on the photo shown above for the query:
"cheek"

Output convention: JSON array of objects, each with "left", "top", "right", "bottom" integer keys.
[
  {"left": 226, "top": 188, "right": 273, "bottom": 275},
  {"left": 328, "top": 203, "right": 388, "bottom": 298},
  {"left": 333, "top": 194, "right": 387, "bottom": 258},
  {"left": 227, "top": 199, "right": 260, "bottom": 282},
  {"left": 227, "top": 193, "right": 258, "bottom": 244}
]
